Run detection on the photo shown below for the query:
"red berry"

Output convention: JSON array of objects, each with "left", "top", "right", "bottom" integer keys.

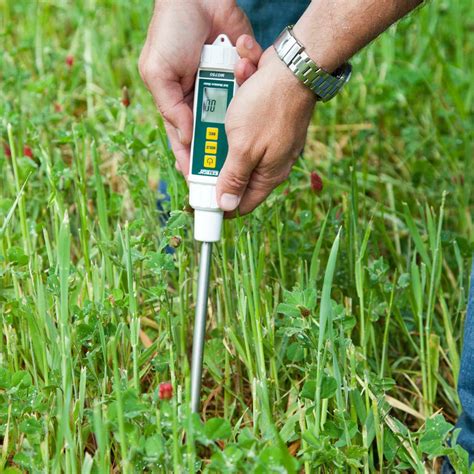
[
  {"left": 310, "top": 171, "right": 323, "bottom": 193},
  {"left": 298, "top": 305, "right": 311, "bottom": 317},
  {"left": 159, "top": 382, "right": 173, "bottom": 400},
  {"left": 169, "top": 236, "right": 182, "bottom": 249},
  {"left": 23, "top": 145, "right": 33, "bottom": 159},
  {"left": 121, "top": 86, "right": 130, "bottom": 107},
  {"left": 66, "top": 55, "right": 74, "bottom": 67},
  {"left": 3, "top": 143, "right": 11, "bottom": 158}
]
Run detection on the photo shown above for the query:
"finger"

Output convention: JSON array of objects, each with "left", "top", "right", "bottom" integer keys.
[
  {"left": 237, "top": 182, "right": 273, "bottom": 216},
  {"left": 141, "top": 64, "right": 194, "bottom": 147},
  {"left": 164, "top": 121, "right": 190, "bottom": 177},
  {"left": 236, "top": 34, "right": 263, "bottom": 66},
  {"left": 237, "top": 166, "right": 289, "bottom": 216},
  {"left": 216, "top": 146, "right": 259, "bottom": 212},
  {"left": 235, "top": 58, "right": 258, "bottom": 86}
]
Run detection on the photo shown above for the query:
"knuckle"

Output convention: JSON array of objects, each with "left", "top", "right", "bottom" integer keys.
[
  {"left": 225, "top": 124, "right": 243, "bottom": 143},
  {"left": 159, "top": 102, "right": 182, "bottom": 125},
  {"left": 138, "top": 58, "right": 159, "bottom": 84},
  {"left": 278, "top": 168, "right": 292, "bottom": 183},
  {"left": 160, "top": 105, "right": 173, "bottom": 123},
  {"left": 276, "top": 161, "right": 294, "bottom": 182},
  {"left": 267, "top": 174, "right": 286, "bottom": 188},
  {"left": 225, "top": 170, "right": 250, "bottom": 190},
  {"left": 229, "top": 142, "right": 249, "bottom": 158},
  {"left": 288, "top": 150, "right": 300, "bottom": 165},
  {"left": 228, "top": 136, "right": 251, "bottom": 158},
  {"left": 138, "top": 54, "right": 147, "bottom": 81},
  {"left": 253, "top": 165, "right": 290, "bottom": 188}
]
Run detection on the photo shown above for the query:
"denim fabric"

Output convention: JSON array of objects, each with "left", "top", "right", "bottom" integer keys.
[
  {"left": 237, "top": 0, "right": 310, "bottom": 49},
  {"left": 455, "top": 260, "right": 474, "bottom": 461}
]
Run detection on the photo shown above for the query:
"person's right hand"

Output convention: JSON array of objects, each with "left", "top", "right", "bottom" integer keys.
[{"left": 139, "top": 0, "right": 257, "bottom": 176}]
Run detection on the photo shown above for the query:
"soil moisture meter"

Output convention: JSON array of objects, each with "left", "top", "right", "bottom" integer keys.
[
  {"left": 189, "top": 34, "right": 239, "bottom": 242},
  {"left": 189, "top": 35, "right": 239, "bottom": 413}
]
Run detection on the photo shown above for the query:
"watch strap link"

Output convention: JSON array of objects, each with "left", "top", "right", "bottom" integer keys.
[{"left": 274, "top": 26, "right": 352, "bottom": 102}]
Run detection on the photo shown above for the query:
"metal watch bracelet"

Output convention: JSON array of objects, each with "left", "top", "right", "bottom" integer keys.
[{"left": 273, "top": 26, "right": 352, "bottom": 102}]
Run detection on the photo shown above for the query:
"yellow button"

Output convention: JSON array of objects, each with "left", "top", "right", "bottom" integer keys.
[
  {"left": 206, "top": 127, "right": 219, "bottom": 140},
  {"left": 205, "top": 141, "right": 217, "bottom": 154},
  {"left": 204, "top": 155, "right": 216, "bottom": 169}
]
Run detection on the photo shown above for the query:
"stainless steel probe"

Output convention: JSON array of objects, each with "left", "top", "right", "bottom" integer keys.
[{"left": 190, "top": 242, "right": 212, "bottom": 413}]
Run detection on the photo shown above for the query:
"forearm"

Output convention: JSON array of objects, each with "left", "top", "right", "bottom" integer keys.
[{"left": 293, "top": 0, "right": 423, "bottom": 72}]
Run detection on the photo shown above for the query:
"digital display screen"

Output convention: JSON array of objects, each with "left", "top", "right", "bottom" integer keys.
[{"left": 201, "top": 87, "right": 228, "bottom": 124}]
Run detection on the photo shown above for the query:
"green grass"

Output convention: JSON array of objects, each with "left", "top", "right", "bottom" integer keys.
[{"left": 0, "top": 0, "right": 473, "bottom": 472}]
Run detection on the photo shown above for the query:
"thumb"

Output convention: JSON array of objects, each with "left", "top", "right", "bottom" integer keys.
[
  {"left": 236, "top": 34, "right": 263, "bottom": 67},
  {"left": 216, "top": 148, "right": 256, "bottom": 212}
]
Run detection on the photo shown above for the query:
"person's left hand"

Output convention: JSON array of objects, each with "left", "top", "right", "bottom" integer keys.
[{"left": 216, "top": 48, "right": 317, "bottom": 216}]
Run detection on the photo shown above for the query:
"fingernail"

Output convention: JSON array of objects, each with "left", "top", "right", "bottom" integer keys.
[
  {"left": 220, "top": 193, "right": 241, "bottom": 211},
  {"left": 245, "top": 37, "right": 254, "bottom": 50},
  {"left": 176, "top": 128, "right": 183, "bottom": 144}
]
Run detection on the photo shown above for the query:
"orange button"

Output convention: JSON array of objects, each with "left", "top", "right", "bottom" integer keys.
[
  {"left": 205, "top": 141, "right": 217, "bottom": 154},
  {"left": 206, "top": 127, "right": 219, "bottom": 140}
]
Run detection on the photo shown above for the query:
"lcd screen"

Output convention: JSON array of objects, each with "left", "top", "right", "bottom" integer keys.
[{"left": 202, "top": 87, "right": 228, "bottom": 124}]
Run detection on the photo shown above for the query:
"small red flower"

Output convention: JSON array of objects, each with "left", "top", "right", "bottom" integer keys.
[
  {"left": 3, "top": 143, "right": 11, "bottom": 158},
  {"left": 54, "top": 103, "right": 63, "bottom": 113},
  {"left": 23, "top": 145, "right": 33, "bottom": 159},
  {"left": 310, "top": 171, "right": 323, "bottom": 193},
  {"left": 66, "top": 55, "right": 74, "bottom": 68},
  {"left": 121, "top": 86, "right": 130, "bottom": 107},
  {"left": 169, "top": 236, "right": 182, "bottom": 249},
  {"left": 298, "top": 305, "right": 311, "bottom": 317},
  {"left": 159, "top": 382, "right": 173, "bottom": 400},
  {"left": 451, "top": 175, "right": 464, "bottom": 186}
]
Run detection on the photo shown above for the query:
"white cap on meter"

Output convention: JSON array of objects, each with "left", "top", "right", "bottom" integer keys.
[
  {"left": 194, "top": 209, "right": 223, "bottom": 242},
  {"left": 200, "top": 35, "right": 240, "bottom": 70},
  {"left": 190, "top": 180, "right": 224, "bottom": 242}
]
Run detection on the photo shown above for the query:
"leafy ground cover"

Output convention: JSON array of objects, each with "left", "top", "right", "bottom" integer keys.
[{"left": 0, "top": 1, "right": 473, "bottom": 472}]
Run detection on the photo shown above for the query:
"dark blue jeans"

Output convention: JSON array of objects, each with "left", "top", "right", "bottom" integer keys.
[
  {"left": 237, "top": 0, "right": 310, "bottom": 48},
  {"left": 456, "top": 261, "right": 474, "bottom": 461}
]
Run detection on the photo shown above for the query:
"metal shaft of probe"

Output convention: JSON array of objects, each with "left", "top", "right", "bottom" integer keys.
[{"left": 191, "top": 241, "right": 213, "bottom": 413}]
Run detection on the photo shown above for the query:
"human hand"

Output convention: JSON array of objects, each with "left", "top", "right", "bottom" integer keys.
[
  {"left": 139, "top": 0, "right": 258, "bottom": 175},
  {"left": 216, "top": 48, "right": 317, "bottom": 216}
]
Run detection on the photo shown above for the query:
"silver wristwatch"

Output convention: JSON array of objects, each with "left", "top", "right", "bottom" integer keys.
[{"left": 274, "top": 26, "right": 352, "bottom": 102}]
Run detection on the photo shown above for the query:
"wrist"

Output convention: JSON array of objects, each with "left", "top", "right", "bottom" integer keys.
[
  {"left": 292, "top": 0, "right": 422, "bottom": 73},
  {"left": 263, "top": 48, "right": 317, "bottom": 108},
  {"left": 292, "top": 22, "right": 344, "bottom": 73}
]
